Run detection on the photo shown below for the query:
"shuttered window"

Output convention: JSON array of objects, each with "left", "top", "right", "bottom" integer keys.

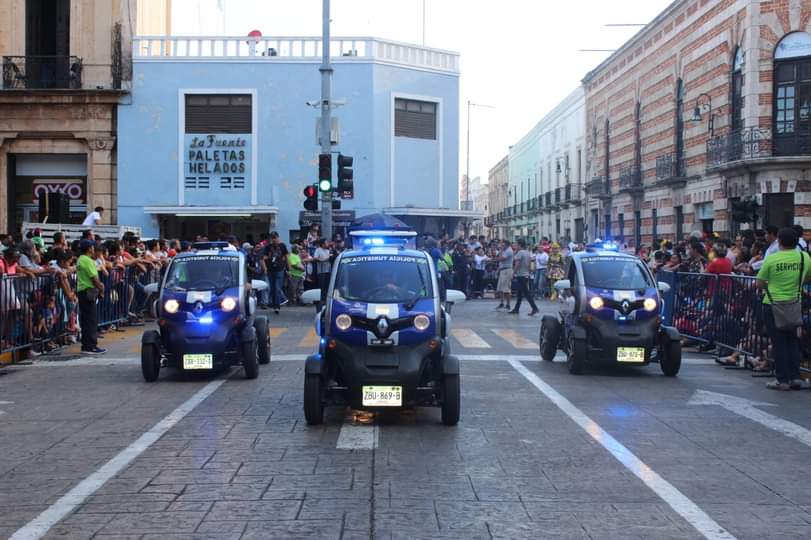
[
  {"left": 185, "top": 94, "right": 252, "bottom": 133},
  {"left": 395, "top": 98, "right": 437, "bottom": 139}
]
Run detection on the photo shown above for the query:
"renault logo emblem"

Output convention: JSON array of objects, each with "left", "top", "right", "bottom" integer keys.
[
  {"left": 621, "top": 300, "right": 631, "bottom": 314},
  {"left": 377, "top": 318, "right": 389, "bottom": 333},
  {"left": 194, "top": 302, "right": 204, "bottom": 314}
]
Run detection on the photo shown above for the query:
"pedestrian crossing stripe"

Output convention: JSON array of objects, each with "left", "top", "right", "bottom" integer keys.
[
  {"left": 270, "top": 328, "right": 287, "bottom": 338},
  {"left": 298, "top": 328, "right": 319, "bottom": 348},
  {"left": 490, "top": 328, "right": 537, "bottom": 350},
  {"left": 451, "top": 328, "right": 491, "bottom": 348}
]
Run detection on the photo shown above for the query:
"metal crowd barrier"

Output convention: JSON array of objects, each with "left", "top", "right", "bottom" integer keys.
[
  {"left": 1, "top": 267, "right": 161, "bottom": 357},
  {"left": 663, "top": 271, "right": 811, "bottom": 374}
]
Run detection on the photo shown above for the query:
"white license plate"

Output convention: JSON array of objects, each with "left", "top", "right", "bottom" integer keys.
[
  {"left": 617, "top": 347, "right": 645, "bottom": 363},
  {"left": 362, "top": 386, "right": 402, "bottom": 407},
  {"left": 183, "top": 354, "right": 213, "bottom": 370}
]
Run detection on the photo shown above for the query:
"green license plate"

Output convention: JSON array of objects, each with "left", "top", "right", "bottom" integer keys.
[
  {"left": 183, "top": 354, "right": 213, "bottom": 370},
  {"left": 362, "top": 386, "right": 402, "bottom": 406},
  {"left": 617, "top": 347, "right": 645, "bottom": 363}
]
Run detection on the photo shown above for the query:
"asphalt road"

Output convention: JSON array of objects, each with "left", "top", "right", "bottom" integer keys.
[{"left": 1, "top": 298, "right": 810, "bottom": 539}]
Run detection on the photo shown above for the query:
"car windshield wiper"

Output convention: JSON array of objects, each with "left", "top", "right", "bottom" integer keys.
[{"left": 404, "top": 292, "right": 424, "bottom": 311}]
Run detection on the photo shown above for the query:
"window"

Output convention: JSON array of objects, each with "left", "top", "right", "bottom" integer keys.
[
  {"left": 605, "top": 213, "right": 612, "bottom": 240},
  {"left": 185, "top": 94, "right": 252, "bottom": 133},
  {"left": 731, "top": 47, "right": 744, "bottom": 131},
  {"left": 634, "top": 101, "right": 642, "bottom": 172},
  {"left": 675, "top": 206, "right": 684, "bottom": 240},
  {"left": 581, "top": 258, "right": 652, "bottom": 290},
  {"left": 617, "top": 213, "right": 624, "bottom": 242},
  {"left": 651, "top": 208, "right": 658, "bottom": 241},
  {"left": 335, "top": 255, "right": 432, "bottom": 303},
  {"left": 675, "top": 79, "right": 685, "bottom": 163},
  {"left": 395, "top": 98, "right": 437, "bottom": 139},
  {"left": 604, "top": 119, "right": 610, "bottom": 180},
  {"left": 577, "top": 149, "right": 582, "bottom": 182},
  {"left": 634, "top": 211, "right": 642, "bottom": 249},
  {"left": 773, "top": 33, "right": 811, "bottom": 155}
]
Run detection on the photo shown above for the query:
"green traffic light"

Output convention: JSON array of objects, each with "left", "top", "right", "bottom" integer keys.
[{"left": 318, "top": 179, "right": 332, "bottom": 192}]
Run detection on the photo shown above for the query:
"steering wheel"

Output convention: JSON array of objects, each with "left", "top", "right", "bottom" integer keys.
[
  {"left": 366, "top": 285, "right": 399, "bottom": 300},
  {"left": 191, "top": 280, "right": 218, "bottom": 290}
]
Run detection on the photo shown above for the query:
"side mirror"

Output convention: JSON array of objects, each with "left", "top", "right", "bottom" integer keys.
[
  {"left": 658, "top": 281, "right": 671, "bottom": 294},
  {"left": 554, "top": 279, "right": 571, "bottom": 292},
  {"left": 251, "top": 279, "right": 269, "bottom": 292},
  {"left": 301, "top": 288, "right": 321, "bottom": 305},
  {"left": 144, "top": 282, "right": 159, "bottom": 295},
  {"left": 446, "top": 289, "right": 466, "bottom": 304}
]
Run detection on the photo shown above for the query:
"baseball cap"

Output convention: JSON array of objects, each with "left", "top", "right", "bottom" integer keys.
[{"left": 79, "top": 239, "right": 95, "bottom": 252}]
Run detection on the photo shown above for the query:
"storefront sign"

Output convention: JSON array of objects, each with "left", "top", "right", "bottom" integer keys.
[
  {"left": 299, "top": 210, "right": 356, "bottom": 227},
  {"left": 32, "top": 179, "right": 84, "bottom": 201},
  {"left": 184, "top": 134, "right": 251, "bottom": 193}
]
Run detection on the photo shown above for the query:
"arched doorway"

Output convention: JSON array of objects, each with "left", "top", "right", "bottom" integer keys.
[{"left": 773, "top": 32, "right": 811, "bottom": 156}]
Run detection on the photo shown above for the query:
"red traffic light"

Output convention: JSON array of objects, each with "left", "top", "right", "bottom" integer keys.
[{"left": 303, "top": 185, "right": 317, "bottom": 198}]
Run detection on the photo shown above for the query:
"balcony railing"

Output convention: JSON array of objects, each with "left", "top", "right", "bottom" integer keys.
[
  {"left": 619, "top": 165, "right": 643, "bottom": 192},
  {"left": 655, "top": 153, "right": 686, "bottom": 182},
  {"left": 2, "top": 56, "right": 82, "bottom": 89},
  {"left": 587, "top": 177, "right": 610, "bottom": 197},
  {"left": 554, "top": 188, "right": 562, "bottom": 206},
  {"left": 544, "top": 191, "right": 552, "bottom": 207},
  {"left": 520, "top": 202, "right": 526, "bottom": 214},
  {"left": 706, "top": 127, "right": 772, "bottom": 169},
  {"left": 537, "top": 195, "right": 544, "bottom": 210}
]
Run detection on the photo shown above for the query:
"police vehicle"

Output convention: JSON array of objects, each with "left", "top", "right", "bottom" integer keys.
[
  {"left": 140, "top": 247, "right": 271, "bottom": 381},
  {"left": 300, "top": 230, "right": 464, "bottom": 425},
  {"left": 538, "top": 242, "right": 682, "bottom": 376}
]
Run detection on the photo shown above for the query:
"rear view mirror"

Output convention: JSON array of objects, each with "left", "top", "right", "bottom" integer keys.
[
  {"left": 554, "top": 279, "right": 571, "bottom": 291},
  {"left": 144, "top": 282, "right": 159, "bottom": 295},
  {"left": 251, "top": 279, "right": 269, "bottom": 291},
  {"left": 658, "top": 281, "right": 671, "bottom": 294},
  {"left": 301, "top": 288, "right": 321, "bottom": 305},
  {"left": 446, "top": 289, "right": 466, "bottom": 303}
]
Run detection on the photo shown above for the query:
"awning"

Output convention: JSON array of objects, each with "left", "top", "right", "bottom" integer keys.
[
  {"left": 143, "top": 205, "right": 278, "bottom": 217},
  {"left": 383, "top": 207, "right": 482, "bottom": 219}
]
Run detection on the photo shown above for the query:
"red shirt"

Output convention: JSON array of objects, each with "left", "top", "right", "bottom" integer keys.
[{"left": 706, "top": 257, "right": 732, "bottom": 275}]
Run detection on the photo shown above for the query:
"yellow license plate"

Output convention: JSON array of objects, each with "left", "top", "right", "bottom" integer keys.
[
  {"left": 362, "top": 386, "right": 402, "bottom": 407},
  {"left": 183, "top": 354, "right": 213, "bottom": 370},
  {"left": 617, "top": 347, "right": 645, "bottom": 363}
]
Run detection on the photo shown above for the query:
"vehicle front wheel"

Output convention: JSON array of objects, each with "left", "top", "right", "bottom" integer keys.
[
  {"left": 254, "top": 316, "right": 270, "bottom": 365},
  {"left": 440, "top": 374, "right": 460, "bottom": 426},
  {"left": 303, "top": 374, "right": 324, "bottom": 425},
  {"left": 567, "top": 335, "right": 586, "bottom": 375},
  {"left": 242, "top": 339, "right": 259, "bottom": 379},
  {"left": 141, "top": 343, "right": 160, "bottom": 382},
  {"left": 660, "top": 339, "right": 682, "bottom": 377},
  {"left": 539, "top": 316, "right": 561, "bottom": 361}
]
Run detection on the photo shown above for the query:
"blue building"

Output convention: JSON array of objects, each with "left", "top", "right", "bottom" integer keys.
[{"left": 118, "top": 36, "right": 472, "bottom": 241}]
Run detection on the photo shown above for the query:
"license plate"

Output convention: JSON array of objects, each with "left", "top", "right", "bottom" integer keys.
[
  {"left": 362, "top": 386, "right": 402, "bottom": 407},
  {"left": 617, "top": 347, "right": 645, "bottom": 363},
  {"left": 183, "top": 354, "right": 213, "bottom": 370}
]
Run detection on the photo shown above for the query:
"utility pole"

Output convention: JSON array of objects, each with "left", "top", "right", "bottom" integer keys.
[{"left": 319, "top": 0, "right": 333, "bottom": 240}]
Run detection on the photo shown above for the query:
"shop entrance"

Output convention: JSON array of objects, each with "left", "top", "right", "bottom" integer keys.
[
  {"left": 161, "top": 216, "right": 274, "bottom": 242},
  {"left": 762, "top": 193, "right": 794, "bottom": 228}
]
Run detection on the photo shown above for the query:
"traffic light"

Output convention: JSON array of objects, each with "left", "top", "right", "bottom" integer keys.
[
  {"left": 303, "top": 184, "right": 318, "bottom": 211},
  {"left": 337, "top": 154, "right": 353, "bottom": 199},
  {"left": 318, "top": 153, "right": 332, "bottom": 193}
]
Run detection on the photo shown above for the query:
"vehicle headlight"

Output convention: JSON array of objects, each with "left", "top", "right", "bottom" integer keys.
[
  {"left": 643, "top": 298, "right": 658, "bottom": 312},
  {"left": 164, "top": 299, "right": 180, "bottom": 314},
  {"left": 414, "top": 314, "right": 430, "bottom": 331},
  {"left": 336, "top": 314, "right": 352, "bottom": 331},
  {"left": 221, "top": 297, "right": 237, "bottom": 312},
  {"left": 589, "top": 296, "right": 604, "bottom": 310}
]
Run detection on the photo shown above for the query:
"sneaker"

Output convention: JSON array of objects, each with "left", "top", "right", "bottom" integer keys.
[
  {"left": 528, "top": 310, "right": 539, "bottom": 316},
  {"left": 274, "top": 309, "right": 280, "bottom": 315},
  {"left": 82, "top": 347, "right": 107, "bottom": 355},
  {"left": 766, "top": 380, "right": 790, "bottom": 391},
  {"left": 495, "top": 304, "right": 504, "bottom": 310},
  {"left": 507, "top": 309, "right": 519, "bottom": 314},
  {"left": 790, "top": 379, "right": 806, "bottom": 390},
  {"left": 280, "top": 299, "right": 289, "bottom": 306}
]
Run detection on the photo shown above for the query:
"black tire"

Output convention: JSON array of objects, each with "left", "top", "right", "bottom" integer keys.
[
  {"left": 141, "top": 342, "right": 160, "bottom": 382},
  {"left": 539, "top": 316, "right": 561, "bottom": 361},
  {"left": 441, "top": 374, "right": 461, "bottom": 426},
  {"left": 567, "top": 335, "right": 587, "bottom": 375},
  {"left": 661, "top": 339, "right": 682, "bottom": 377},
  {"left": 242, "top": 339, "right": 259, "bottom": 379},
  {"left": 303, "top": 373, "right": 324, "bottom": 425},
  {"left": 254, "top": 316, "right": 270, "bottom": 365}
]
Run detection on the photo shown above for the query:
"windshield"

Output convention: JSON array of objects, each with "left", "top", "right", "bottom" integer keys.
[
  {"left": 581, "top": 257, "right": 652, "bottom": 290},
  {"left": 164, "top": 255, "right": 239, "bottom": 292},
  {"left": 334, "top": 254, "right": 432, "bottom": 304}
]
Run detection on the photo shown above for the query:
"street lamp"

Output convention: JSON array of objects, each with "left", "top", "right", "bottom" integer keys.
[
  {"left": 466, "top": 100, "right": 495, "bottom": 210},
  {"left": 690, "top": 92, "right": 715, "bottom": 136}
]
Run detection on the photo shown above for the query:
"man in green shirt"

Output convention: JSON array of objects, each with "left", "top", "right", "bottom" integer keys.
[
  {"left": 756, "top": 227, "right": 811, "bottom": 390},
  {"left": 287, "top": 245, "right": 306, "bottom": 306},
  {"left": 77, "top": 240, "right": 106, "bottom": 354}
]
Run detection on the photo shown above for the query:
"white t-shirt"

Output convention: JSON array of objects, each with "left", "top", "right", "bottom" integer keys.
[
  {"left": 535, "top": 252, "right": 549, "bottom": 269},
  {"left": 765, "top": 239, "right": 779, "bottom": 258},
  {"left": 82, "top": 211, "right": 102, "bottom": 226},
  {"left": 473, "top": 254, "right": 488, "bottom": 271}
]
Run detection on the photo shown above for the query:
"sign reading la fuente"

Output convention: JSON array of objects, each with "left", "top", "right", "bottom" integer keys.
[{"left": 187, "top": 134, "right": 248, "bottom": 175}]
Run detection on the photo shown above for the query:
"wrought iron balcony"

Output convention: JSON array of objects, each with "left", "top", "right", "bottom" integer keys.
[
  {"left": 563, "top": 183, "right": 582, "bottom": 204},
  {"left": 618, "top": 165, "right": 643, "bottom": 193},
  {"left": 537, "top": 195, "right": 544, "bottom": 210},
  {"left": 544, "top": 191, "right": 552, "bottom": 207},
  {"left": 554, "top": 188, "right": 562, "bottom": 206},
  {"left": 655, "top": 153, "right": 686, "bottom": 185},
  {"left": 706, "top": 127, "right": 773, "bottom": 169},
  {"left": 587, "top": 177, "right": 611, "bottom": 198},
  {"left": 520, "top": 202, "right": 526, "bottom": 214},
  {"left": 2, "top": 56, "right": 83, "bottom": 89}
]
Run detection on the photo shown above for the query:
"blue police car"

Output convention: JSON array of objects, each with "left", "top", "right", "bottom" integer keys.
[
  {"left": 539, "top": 243, "right": 682, "bottom": 376},
  {"left": 301, "top": 230, "right": 465, "bottom": 425},
  {"left": 140, "top": 247, "right": 271, "bottom": 381}
]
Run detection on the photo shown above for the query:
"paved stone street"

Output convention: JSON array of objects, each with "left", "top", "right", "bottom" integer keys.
[{"left": 1, "top": 299, "right": 811, "bottom": 539}]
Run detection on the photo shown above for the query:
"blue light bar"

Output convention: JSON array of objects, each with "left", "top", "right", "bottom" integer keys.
[
  {"left": 199, "top": 315, "right": 213, "bottom": 324},
  {"left": 362, "top": 237, "right": 385, "bottom": 245},
  {"left": 602, "top": 242, "right": 619, "bottom": 251}
]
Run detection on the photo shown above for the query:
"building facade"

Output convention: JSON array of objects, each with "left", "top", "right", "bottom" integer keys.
[
  {"left": 0, "top": 0, "right": 133, "bottom": 233},
  {"left": 486, "top": 155, "right": 509, "bottom": 239},
  {"left": 583, "top": 0, "right": 811, "bottom": 246},
  {"left": 492, "top": 87, "right": 586, "bottom": 244},
  {"left": 119, "top": 35, "right": 469, "bottom": 241}
]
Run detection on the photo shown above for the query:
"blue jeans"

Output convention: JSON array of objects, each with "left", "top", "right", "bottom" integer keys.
[
  {"left": 268, "top": 271, "right": 287, "bottom": 308},
  {"left": 534, "top": 268, "right": 547, "bottom": 298}
]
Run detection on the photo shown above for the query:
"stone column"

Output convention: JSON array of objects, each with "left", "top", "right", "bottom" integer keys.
[
  {"left": 0, "top": 136, "right": 7, "bottom": 232},
  {"left": 86, "top": 137, "right": 117, "bottom": 225}
]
